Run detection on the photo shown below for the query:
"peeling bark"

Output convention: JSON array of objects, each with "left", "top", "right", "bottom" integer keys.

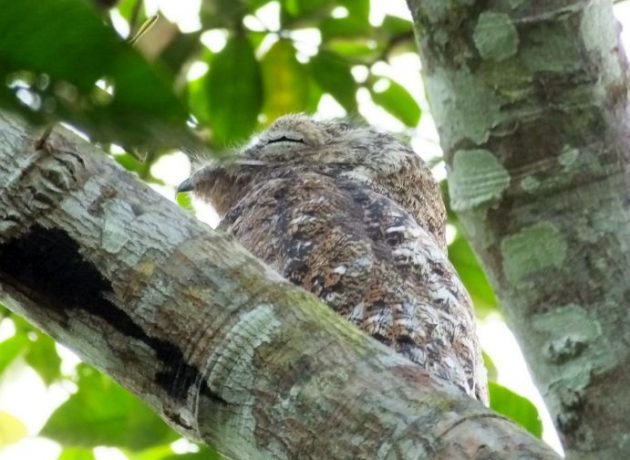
[
  {"left": 0, "top": 111, "right": 557, "bottom": 458},
  {"left": 407, "top": 0, "right": 630, "bottom": 457}
]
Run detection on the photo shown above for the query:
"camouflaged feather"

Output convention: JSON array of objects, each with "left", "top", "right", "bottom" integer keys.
[{"left": 183, "top": 114, "right": 488, "bottom": 403}]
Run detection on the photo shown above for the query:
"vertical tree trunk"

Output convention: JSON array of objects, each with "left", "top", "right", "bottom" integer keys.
[{"left": 407, "top": 0, "right": 630, "bottom": 457}]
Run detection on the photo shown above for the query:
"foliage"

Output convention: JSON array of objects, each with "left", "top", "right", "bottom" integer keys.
[
  {"left": 0, "top": 0, "right": 545, "bottom": 458},
  {"left": 0, "top": 411, "right": 27, "bottom": 448},
  {"left": 489, "top": 382, "right": 543, "bottom": 438},
  {"left": 0, "top": 0, "right": 197, "bottom": 152},
  {"left": 41, "top": 364, "right": 177, "bottom": 451},
  {"left": 0, "top": 312, "right": 62, "bottom": 385}
]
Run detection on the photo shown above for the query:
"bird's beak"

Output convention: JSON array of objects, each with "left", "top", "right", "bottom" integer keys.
[
  {"left": 175, "top": 158, "right": 264, "bottom": 195},
  {"left": 176, "top": 177, "right": 194, "bottom": 193}
]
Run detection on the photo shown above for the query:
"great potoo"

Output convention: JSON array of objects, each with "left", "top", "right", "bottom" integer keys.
[{"left": 178, "top": 114, "right": 488, "bottom": 403}]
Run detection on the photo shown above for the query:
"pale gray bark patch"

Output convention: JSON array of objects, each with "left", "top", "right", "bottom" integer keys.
[
  {"left": 448, "top": 149, "right": 510, "bottom": 211},
  {"left": 424, "top": 69, "right": 504, "bottom": 151},
  {"left": 501, "top": 222, "right": 567, "bottom": 286},
  {"left": 473, "top": 12, "right": 519, "bottom": 62}
]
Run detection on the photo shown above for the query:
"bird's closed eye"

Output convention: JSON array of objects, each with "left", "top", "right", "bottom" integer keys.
[{"left": 266, "top": 135, "right": 306, "bottom": 145}]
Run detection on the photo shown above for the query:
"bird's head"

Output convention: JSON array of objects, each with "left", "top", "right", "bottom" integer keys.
[{"left": 177, "top": 114, "right": 428, "bottom": 218}]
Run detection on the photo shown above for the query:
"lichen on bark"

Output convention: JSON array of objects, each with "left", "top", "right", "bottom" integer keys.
[{"left": 408, "top": 0, "right": 630, "bottom": 457}]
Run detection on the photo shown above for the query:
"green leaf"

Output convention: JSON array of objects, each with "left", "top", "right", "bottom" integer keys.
[
  {"left": 205, "top": 34, "right": 262, "bottom": 146},
  {"left": 345, "top": 0, "right": 370, "bottom": 20},
  {"left": 58, "top": 448, "right": 96, "bottom": 460},
  {"left": 280, "top": 0, "right": 329, "bottom": 18},
  {"left": 200, "top": 0, "right": 248, "bottom": 28},
  {"left": 187, "top": 74, "right": 210, "bottom": 127},
  {"left": 117, "top": 0, "right": 143, "bottom": 23},
  {"left": 41, "top": 364, "right": 177, "bottom": 451},
  {"left": 381, "top": 15, "right": 414, "bottom": 36},
  {"left": 369, "top": 78, "right": 421, "bottom": 127},
  {"left": 309, "top": 50, "right": 357, "bottom": 113},
  {"left": 305, "top": 77, "right": 324, "bottom": 113},
  {"left": 11, "top": 311, "right": 41, "bottom": 334},
  {"left": 261, "top": 40, "right": 310, "bottom": 121},
  {"left": 0, "top": 0, "right": 197, "bottom": 151},
  {"left": 320, "top": 17, "right": 371, "bottom": 41},
  {"left": 246, "top": 0, "right": 275, "bottom": 9},
  {"left": 326, "top": 40, "right": 380, "bottom": 60},
  {"left": 176, "top": 190, "right": 194, "bottom": 211},
  {"left": 0, "top": 334, "right": 29, "bottom": 376},
  {"left": 448, "top": 236, "right": 498, "bottom": 315},
  {"left": 124, "top": 443, "right": 174, "bottom": 460},
  {"left": 280, "top": 0, "right": 369, "bottom": 27},
  {"left": 281, "top": 0, "right": 299, "bottom": 16},
  {"left": 25, "top": 333, "right": 62, "bottom": 385},
  {"left": 482, "top": 351, "right": 498, "bottom": 381},
  {"left": 6, "top": 316, "right": 62, "bottom": 384},
  {"left": 114, "top": 152, "right": 144, "bottom": 174},
  {"left": 489, "top": 382, "right": 543, "bottom": 438},
  {"left": 160, "top": 32, "right": 203, "bottom": 77},
  {"left": 0, "top": 411, "right": 27, "bottom": 447}
]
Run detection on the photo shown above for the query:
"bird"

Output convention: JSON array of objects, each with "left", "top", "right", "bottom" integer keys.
[{"left": 178, "top": 114, "right": 488, "bottom": 403}]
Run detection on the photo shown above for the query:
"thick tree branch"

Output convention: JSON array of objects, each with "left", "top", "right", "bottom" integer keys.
[
  {"left": 407, "top": 0, "right": 630, "bottom": 457},
  {"left": 0, "top": 111, "right": 556, "bottom": 458}
]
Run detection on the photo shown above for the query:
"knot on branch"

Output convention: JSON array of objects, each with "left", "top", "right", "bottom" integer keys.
[{"left": 1, "top": 139, "right": 87, "bottom": 240}]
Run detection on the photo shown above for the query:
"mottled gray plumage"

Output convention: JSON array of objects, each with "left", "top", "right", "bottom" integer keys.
[{"left": 181, "top": 114, "right": 488, "bottom": 403}]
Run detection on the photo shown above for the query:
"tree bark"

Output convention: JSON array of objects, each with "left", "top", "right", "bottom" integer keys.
[
  {"left": 407, "top": 0, "right": 630, "bottom": 457},
  {"left": 0, "top": 111, "right": 557, "bottom": 458}
]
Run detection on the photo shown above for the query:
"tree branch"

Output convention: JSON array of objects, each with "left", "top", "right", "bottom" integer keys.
[{"left": 0, "top": 111, "right": 557, "bottom": 458}]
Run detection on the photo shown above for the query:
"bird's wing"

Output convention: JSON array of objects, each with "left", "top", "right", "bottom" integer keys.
[{"left": 221, "top": 172, "right": 487, "bottom": 403}]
